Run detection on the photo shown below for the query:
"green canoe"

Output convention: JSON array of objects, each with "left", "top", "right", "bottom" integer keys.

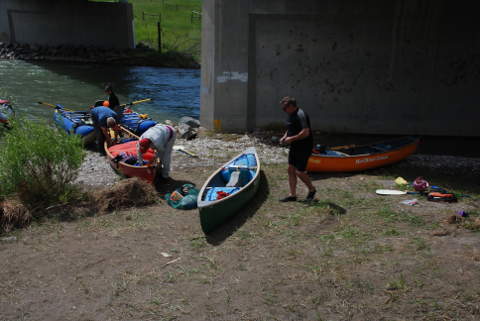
[{"left": 197, "top": 147, "right": 261, "bottom": 233}]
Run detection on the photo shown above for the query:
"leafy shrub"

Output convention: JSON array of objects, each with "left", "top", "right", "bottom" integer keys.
[{"left": 0, "top": 118, "right": 85, "bottom": 209}]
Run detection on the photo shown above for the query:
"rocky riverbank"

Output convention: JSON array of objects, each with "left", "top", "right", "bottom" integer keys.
[
  {"left": 76, "top": 128, "right": 480, "bottom": 188},
  {"left": 0, "top": 42, "right": 199, "bottom": 69}
]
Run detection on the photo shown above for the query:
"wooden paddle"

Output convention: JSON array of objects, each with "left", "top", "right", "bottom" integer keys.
[
  {"left": 39, "top": 98, "right": 152, "bottom": 112},
  {"left": 119, "top": 125, "right": 139, "bottom": 139},
  {"left": 121, "top": 98, "right": 152, "bottom": 108},
  {"left": 89, "top": 98, "right": 152, "bottom": 110},
  {"left": 38, "top": 101, "right": 74, "bottom": 111}
]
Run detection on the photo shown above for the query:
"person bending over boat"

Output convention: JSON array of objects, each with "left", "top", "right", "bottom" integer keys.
[
  {"left": 90, "top": 106, "right": 120, "bottom": 153},
  {"left": 105, "top": 84, "right": 121, "bottom": 115},
  {"left": 136, "top": 124, "right": 176, "bottom": 180},
  {"left": 279, "top": 96, "right": 316, "bottom": 202}
]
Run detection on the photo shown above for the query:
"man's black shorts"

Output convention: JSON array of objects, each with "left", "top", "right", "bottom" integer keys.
[{"left": 288, "top": 145, "right": 312, "bottom": 172}]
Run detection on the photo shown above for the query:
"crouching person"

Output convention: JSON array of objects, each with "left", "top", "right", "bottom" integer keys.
[
  {"left": 90, "top": 105, "right": 120, "bottom": 154},
  {"left": 136, "top": 124, "right": 176, "bottom": 180}
]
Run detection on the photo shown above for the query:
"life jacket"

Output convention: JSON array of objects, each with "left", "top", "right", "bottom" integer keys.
[{"left": 427, "top": 192, "right": 457, "bottom": 203}]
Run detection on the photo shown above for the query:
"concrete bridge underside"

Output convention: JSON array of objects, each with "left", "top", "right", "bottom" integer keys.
[
  {"left": 0, "top": 0, "right": 134, "bottom": 49},
  {"left": 201, "top": 0, "right": 479, "bottom": 136}
]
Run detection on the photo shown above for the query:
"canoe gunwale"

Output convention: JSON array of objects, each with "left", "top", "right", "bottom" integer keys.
[
  {"left": 197, "top": 147, "right": 261, "bottom": 209},
  {"left": 311, "top": 137, "right": 419, "bottom": 158}
]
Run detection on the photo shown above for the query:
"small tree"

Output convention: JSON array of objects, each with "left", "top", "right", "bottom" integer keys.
[{"left": 0, "top": 119, "right": 85, "bottom": 209}]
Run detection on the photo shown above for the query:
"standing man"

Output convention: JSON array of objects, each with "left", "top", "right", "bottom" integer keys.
[
  {"left": 105, "top": 84, "right": 121, "bottom": 115},
  {"left": 136, "top": 124, "right": 176, "bottom": 180},
  {"left": 90, "top": 105, "right": 119, "bottom": 154},
  {"left": 279, "top": 96, "right": 316, "bottom": 202}
]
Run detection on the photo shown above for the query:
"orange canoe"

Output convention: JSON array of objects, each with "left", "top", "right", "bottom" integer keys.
[
  {"left": 306, "top": 136, "right": 420, "bottom": 172},
  {"left": 106, "top": 140, "right": 157, "bottom": 183},
  {"left": 104, "top": 126, "right": 158, "bottom": 183}
]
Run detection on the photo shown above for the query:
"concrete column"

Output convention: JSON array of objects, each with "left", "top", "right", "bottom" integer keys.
[{"left": 201, "top": 0, "right": 251, "bottom": 132}]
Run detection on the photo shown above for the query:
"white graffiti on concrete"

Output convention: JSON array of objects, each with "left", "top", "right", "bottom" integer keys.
[{"left": 217, "top": 71, "right": 248, "bottom": 83}]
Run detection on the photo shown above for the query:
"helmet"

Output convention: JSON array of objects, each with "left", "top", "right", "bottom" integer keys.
[
  {"left": 103, "top": 100, "right": 110, "bottom": 107},
  {"left": 413, "top": 176, "right": 429, "bottom": 192}
]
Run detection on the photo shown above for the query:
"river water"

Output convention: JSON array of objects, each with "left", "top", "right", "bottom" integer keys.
[{"left": 0, "top": 60, "right": 200, "bottom": 122}]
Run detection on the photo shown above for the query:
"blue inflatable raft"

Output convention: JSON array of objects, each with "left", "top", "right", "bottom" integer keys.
[{"left": 53, "top": 105, "right": 157, "bottom": 145}]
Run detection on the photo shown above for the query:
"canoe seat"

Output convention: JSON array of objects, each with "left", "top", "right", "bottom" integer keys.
[
  {"left": 205, "top": 187, "right": 240, "bottom": 201},
  {"left": 226, "top": 169, "right": 252, "bottom": 187},
  {"left": 221, "top": 153, "right": 257, "bottom": 182}
]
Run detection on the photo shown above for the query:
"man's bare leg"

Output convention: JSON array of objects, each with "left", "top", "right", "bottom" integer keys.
[
  {"left": 288, "top": 164, "right": 298, "bottom": 196},
  {"left": 296, "top": 170, "right": 315, "bottom": 192}
]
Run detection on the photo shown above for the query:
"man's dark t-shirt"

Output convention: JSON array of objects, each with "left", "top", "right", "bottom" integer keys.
[
  {"left": 108, "top": 93, "right": 120, "bottom": 109},
  {"left": 287, "top": 108, "right": 313, "bottom": 150}
]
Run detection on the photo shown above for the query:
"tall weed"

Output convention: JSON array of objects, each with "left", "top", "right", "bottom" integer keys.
[{"left": 0, "top": 119, "right": 85, "bottom": 209}]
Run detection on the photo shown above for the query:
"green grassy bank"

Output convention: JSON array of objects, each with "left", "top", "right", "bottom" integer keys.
[{"left": 92, "top": 0, "right": 202, "bottom": 61}]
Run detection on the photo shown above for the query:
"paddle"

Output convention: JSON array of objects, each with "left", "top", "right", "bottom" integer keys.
[
  {"left": 119, "top": 125, "right": 139, "bottom": 139},
  {"left": 376, "top": 189, "right": 419, "bottom": 195},
  {"left": 121, "top": 98, "right": 152, "bottom": 109},
  {"left": 39, "top": 98, "right": 152, "bottom": 112},
  {"left": 89, "top": 98, "right": 152, "bottom": 111},
  {"left": 38, "top": 101, "right": 74, "bottom": 111}
]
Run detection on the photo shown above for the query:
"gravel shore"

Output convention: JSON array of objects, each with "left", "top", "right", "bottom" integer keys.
[{"left": 75, "top": 134, "right": 480, "bottom": 187}]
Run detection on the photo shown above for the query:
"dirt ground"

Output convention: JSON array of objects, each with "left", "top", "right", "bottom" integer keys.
[{"left": 1, "top": 150, "right": 480, "bottom": 320}]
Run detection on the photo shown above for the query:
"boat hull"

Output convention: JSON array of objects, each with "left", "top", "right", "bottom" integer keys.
[
  {"left": 306, "top": 137, "right": 419, "bottom": 172},
  {"left": 199, "top": 174, "right": 260, "bottom": 233},
  {"left": 198, "top": 147, "right": 261, "bottom": 234},
  {"left": 107, "top": 156, "right": 157, "bottom": 183}
]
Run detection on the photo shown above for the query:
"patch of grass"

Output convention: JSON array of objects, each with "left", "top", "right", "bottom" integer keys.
[
  {"left": 359, "top": 243, "right": 394, "bottom": 255},
  {"left": 309, "top": 200, "right": 346, "bottom": 216},
  {"left": 386, "top": 275, "right": 408, "bottom": 291},
  {"left": 337, "top": 225, "right": 371, "bottom": 243},
  {"left": 357, "top": 180, "right": 384, "bottom": 193},
  {"left": 375, "top": 206, "right": 425, "bottom": 226},
  {"left": 322, "top": 188, "right": 383, "bottom": 209},
  {"left": 189, "top": 236, "right": 207, "bottom": 250},
  {"left": 382, "top": 228, "right": 403, "bottom": 236},
  {"left": 410, "top": 237, "right": 430, "bottom": 251}
]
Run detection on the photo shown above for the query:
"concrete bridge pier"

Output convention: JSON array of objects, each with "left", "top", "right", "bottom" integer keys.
[{"left": 201, "top": 0, "right": 479, "bottom": 136}]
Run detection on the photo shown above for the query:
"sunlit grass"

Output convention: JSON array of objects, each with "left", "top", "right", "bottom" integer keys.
[{"left": 91, "top": 0, "right": 201, "bottom": 59}]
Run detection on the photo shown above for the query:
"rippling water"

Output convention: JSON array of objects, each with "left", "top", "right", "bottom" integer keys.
[{"left": 0, "top": 60, "right": 200, "bottom": 122}]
